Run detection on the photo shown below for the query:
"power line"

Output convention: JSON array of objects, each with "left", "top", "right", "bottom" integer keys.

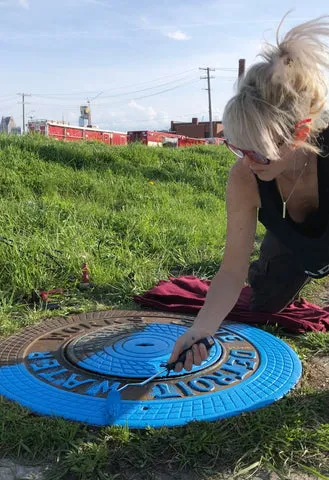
[
  {"left": 92, "top": 78, "right": 200, "bottom": 108},
  {"left": 27, "top": 73, "right": 233, "bottom": 109},
  {"left": 95, "top": 75, "right": 196, "bottom": 100},
  {"left": 214, "top": 76, "right": 237, "bottom": 79},
  {"left": 2, "top": 66, "right": 237, "bottom": 118},
  {"left": 29, "top": 68, "right": 199, "bottom": 98},
  {"left": 30, "top": 74, "right": 198, "bottom": 103},
  {"left": 26, "top": 66, "right": 237, "bottom": 99},
  {"left": 126, "top": 79, "right": 200, "bottom": 101},
  {"left": 8, "top": 64, "right": 238, "bottom": 128},
  {"left": 213, "top": 67, "right": 237, "bottom": 71}
]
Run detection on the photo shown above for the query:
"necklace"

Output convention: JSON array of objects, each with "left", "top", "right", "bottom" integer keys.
[{"left": 277, "top": 161, "right": 308, "bottom": 219}]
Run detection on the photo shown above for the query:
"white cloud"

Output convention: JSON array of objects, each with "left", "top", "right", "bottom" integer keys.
[
  {"left": 19, "top": 0, "right": 29, "bottom": 9},
  {"left": 128, "top": 100, "right": 157, "bottom": 121},
  {"left": 167, "top": 30, "right": 190, "bottom": 41}
]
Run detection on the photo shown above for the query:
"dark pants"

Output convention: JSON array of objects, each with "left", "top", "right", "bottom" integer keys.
[{"left": 248, "top": 231, "right": 310, "bottom": 313}]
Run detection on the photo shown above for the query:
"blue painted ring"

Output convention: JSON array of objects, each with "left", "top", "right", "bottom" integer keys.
[
  {"left": 0, "top": 311, "right": 302, "bottom": 428},
  {"left": 66, "top": 323, "right": 222, "bottom": 378}
]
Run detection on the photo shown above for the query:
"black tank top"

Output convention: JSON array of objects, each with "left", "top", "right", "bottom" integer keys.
[{"left": 256, "top": 125, "right": 329, "bottom": 278}]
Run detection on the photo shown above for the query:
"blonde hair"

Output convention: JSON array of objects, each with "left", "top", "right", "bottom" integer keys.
[{"left": 222, "top": 14, "right": 329, "bottom": 160}]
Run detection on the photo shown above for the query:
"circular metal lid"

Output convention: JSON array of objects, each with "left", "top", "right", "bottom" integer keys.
[
  {"left": 0, "top": 310, "right": 302, "bottom": 428},
  {"left": 65, "top": 323, "right": 222, "bottom": 378}
]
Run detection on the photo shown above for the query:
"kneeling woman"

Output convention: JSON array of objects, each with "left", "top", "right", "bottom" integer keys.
[{"left": 169, "top": 14, "right": 329, "bottom": 371}]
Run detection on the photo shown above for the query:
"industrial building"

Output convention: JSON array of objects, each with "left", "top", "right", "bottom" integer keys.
[{"left": 170, "top": 117, "right": 223, "bottom": 139}]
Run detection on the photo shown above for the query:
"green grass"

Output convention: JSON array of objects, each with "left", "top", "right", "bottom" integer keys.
[
  {"left": 0, "top": 134, "right": 232, "bottom": 331},
  {"left": 0, "top": 134, "right": 328, "bottom": 480}
]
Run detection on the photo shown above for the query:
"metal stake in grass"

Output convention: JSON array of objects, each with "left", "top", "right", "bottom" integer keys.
[{"left": 106, "top": 336, "right": 214, "bottom": 419}]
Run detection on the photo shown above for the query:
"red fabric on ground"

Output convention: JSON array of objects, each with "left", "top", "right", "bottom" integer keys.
[{"left": 133, "top": 275, "right": 329, "bottom": 333}]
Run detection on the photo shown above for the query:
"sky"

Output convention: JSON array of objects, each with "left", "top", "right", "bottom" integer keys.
[{"left": 0, "top": 0, "right": 328, "bottom": 133}]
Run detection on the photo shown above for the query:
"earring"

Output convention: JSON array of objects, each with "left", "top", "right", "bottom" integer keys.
[
  {"left": 294, "top": 125, "right": 310, "bottom": 142},
  {"left": 292, "top": 125, "right": 311, "bottom": 149}
]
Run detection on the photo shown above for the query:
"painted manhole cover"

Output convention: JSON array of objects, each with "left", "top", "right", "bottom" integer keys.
[{"left": 0, "top": 310, "right": 302, "bottom": 428}]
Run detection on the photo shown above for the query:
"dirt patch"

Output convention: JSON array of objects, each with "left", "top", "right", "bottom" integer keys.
[{"left": 301, "top": 355, "right": 329, "bottom": 390}]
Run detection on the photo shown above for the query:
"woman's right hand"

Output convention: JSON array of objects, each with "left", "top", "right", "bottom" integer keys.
[{"left": 167, "top": 326, "right": 214, "bottom": 373}]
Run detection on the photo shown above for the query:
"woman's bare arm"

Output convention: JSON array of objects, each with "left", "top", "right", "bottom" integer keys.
[{"left": 168, "top": 160, "right": 261, "bottom": 369}]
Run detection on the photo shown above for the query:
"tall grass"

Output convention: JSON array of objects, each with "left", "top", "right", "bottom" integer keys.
[
  {"left": 1, "top": 134, "right": 328, "bottom": 480},
  {"left": 0, "top": 134, "right": 237, "bottom": 334}
]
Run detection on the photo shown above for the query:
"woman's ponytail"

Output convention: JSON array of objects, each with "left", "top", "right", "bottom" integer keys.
[{"left": 223, "top": 14, "right": 329, "bottom": 159}]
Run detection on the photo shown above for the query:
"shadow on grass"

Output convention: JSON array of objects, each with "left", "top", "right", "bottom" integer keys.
[{"left": 53, "top": 260, "right": 220, "bottom": 312}]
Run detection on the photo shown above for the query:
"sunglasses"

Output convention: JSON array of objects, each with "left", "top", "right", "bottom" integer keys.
[
  {"left": 219, "top": 118, "right": 312, "bottom": 165},
  {"left": 219, "top": 139, "right": 270, "bottom": 164}
]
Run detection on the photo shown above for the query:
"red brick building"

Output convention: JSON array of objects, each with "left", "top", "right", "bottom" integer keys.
[{"left": 170, "top": 117, "right": 223, "bottom": 139}]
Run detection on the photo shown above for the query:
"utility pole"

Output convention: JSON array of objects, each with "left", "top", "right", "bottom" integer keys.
[
  {"left": 200, "top": 67, "right": 215, "bottom": 138},
  {"left": 86, "top": 91, "right": 103, "bottom": 128},
  {"left": 238, "top": 59, "right": 246, "bottom": 80},
  {"left": 87, "top": 100, "right": 92, "bottom": 128},
  {"left": 17, "top": 93, "right": 31, "bottom": 134}
]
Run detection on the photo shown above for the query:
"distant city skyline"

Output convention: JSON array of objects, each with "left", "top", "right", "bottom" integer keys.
[{"left": 0, "top": 1, "right": 328, "bottom": 132}]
